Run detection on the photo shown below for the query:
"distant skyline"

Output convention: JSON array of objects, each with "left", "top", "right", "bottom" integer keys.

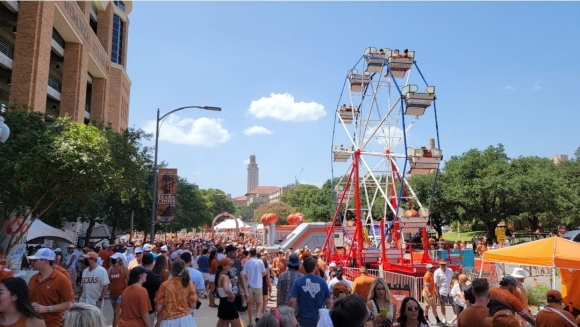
[{"left": 127, "top": 2, "right": 580, "bottom": 197}]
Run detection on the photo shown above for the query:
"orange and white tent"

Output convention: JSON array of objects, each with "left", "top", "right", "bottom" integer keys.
[{"left": 482, "top": 236, "right": 580, "bottom": 269}]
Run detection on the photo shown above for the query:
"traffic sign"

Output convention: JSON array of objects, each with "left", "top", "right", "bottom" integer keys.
[{"left": 558, "top": 226, "right": 566, "bottom": 235}]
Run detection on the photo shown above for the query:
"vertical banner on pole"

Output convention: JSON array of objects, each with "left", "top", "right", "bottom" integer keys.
[{"left": 156, "top": 168, "right": 178, "bottom": 223}]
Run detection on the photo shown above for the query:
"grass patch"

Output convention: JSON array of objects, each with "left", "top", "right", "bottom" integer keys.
[{"left": 441, "top": 231, "right": 485, "bottom": 242}]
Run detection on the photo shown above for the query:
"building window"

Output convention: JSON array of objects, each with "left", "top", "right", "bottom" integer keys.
[
  {"left": 114, "top": 1, "right": 125, "bottom": 11},
  {"left": 111, "top": 15, "right": 124, "bottom": 65}
]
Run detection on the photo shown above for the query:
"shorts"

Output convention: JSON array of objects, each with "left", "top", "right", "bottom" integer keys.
[
  {"left": 218, "top": 296, "right": 239, "bottom": 320},
  {"left": 454, "top": 303, "right": 464, "bottom": 314},
  {"left": 440, "top": 294, "right": 453, "bottom": 305},
  {"left": 110, "top": 296, "right": 121, "bottom": 304},
  {"left": 203, "top": 273, "right": 210, "bottom": 281},
  {"left": 423, "top": 294, "right": 436, "bottom": 306},
  {"left": 248, "top": 288, "right": 263, "bottom": 303},
  {"left": 234, "top": 295, "right": 243, "bottom": 311},
  {"left": 209, "top": 274, "right": 216, "bottom": 282}
]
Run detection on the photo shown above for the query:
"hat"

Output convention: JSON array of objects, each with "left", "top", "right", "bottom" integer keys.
[
  {"left": 329, "top": 262, "right": 337, "bottom": 269},
  {"left": 225, "top": 245, "right": 237, "bottom": 253},
  {"left": 278, "top": 250, "right": 283, "bottom": 254},
  {"left": 218, "top": 258, "right": 234, "bottom": 267},
  {"left": 54, "top": 248, "right": 62, "bottom": 253},
  {"left": 438, "top": 259, "right": 447, "bottom": 265},
  {"left": 161, "top": 245, "right": 168, "bottom": 252},
  {"left": 27, "top": 248, "right": 56, "bottom": 261},
  {"left": 134, "top": 247, "right": 144, "bottom": 254},
  {"left": 177, "top": 249, "right": 184, "bottom": 254},
  {"left": 111, "top": 252, "right": 124, "bottom": 260},
  {"left": 426, "top": 263, "right": 434, "bottom": 269},
  {"left": 547, "top": 290, "right": 563, "bottom": 301},
  {"left": 287, "top": 254, "right": 300, "bottom": 267},
  {"left": 83, "top": 252, "right": 98, "bottom": 260},
  {"left": 500, "top": 276, "right": 519, "bottom": 286},
  {"left": 510, "top": 268, "right": 528, "bottom": 279},
  {"left": 67, "top": 244, "right": 75, "bottom": 248},
  {"left": 170, "top": 252, "right": 178, "bottom": 260},
  {"left": 102, "top": 243, "right": 109, "bottom": 248},
  {"left": 484, "top": 311, "right": 520, "bottom": 327},
  {"left": 143, "top": 244, "right": 151, "bottom": 251}
]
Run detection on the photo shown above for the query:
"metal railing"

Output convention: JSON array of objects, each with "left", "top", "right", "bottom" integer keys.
[
  {"left": 48, "top": 77, "right": 62, "bottom": 92},
  {"left": 0, "top": 39, "right": 14, "bottom": 59}
]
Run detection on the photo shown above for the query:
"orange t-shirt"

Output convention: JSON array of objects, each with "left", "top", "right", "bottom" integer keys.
[
  {"left": 28, "top": 269, "right": 75, "bottom": 327},
  {"left": 352, "top": 273, "right": 375, "bottom": 299},
  {"left": 154, "top": 278, "right": 198, "bottom": 320},
  {"left": 489, "top": 288, "right": 526, "bottom": 315},
  {"left": 119, "top": 285, "right": 152, "bottom": 327},
  {"left": 54, "top": 265, "right": 71, "bottom": 280},
  {"left": 423, "top": 271, "right": 435, "bottom": 295},
  {"left": 272, "top": 257, "right": 287, "bottom": 277},
  {"left": 457, "top": 304, "right": 489, "bottom": 327},
  {"left": 536, "top": 304, "right": 576, "bottom": 327},
  {"left": 209, "top": 258, "right": 218, "bottom": 274},
  {"left": 0, "top": 315, "right": 27, "bottom": 327},
  {"left": 99, "top": 249, "right": 111, "bottom": 270}
]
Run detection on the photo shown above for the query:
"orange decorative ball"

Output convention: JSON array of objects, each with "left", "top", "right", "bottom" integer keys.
[
  {"left": 287, "top": 214, "right": 298, "bottom": 225},
  {"left": 404, "top": 209, "right": 420, "bottom": 217},
  {"left": 262, "top": 212, "right": 278, "bottom": 225}
]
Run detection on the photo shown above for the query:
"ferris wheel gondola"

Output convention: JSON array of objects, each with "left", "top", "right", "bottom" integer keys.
[{"left": 323, "top": 47, "right": 444, "bottom": 274}]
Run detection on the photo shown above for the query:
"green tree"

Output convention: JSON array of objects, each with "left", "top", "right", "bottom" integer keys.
[
  {"left": 252, "top": 202, "right": 296, "bottom": 225},
  {"left": 279, "top": 184, "right": 319, "bottom": 209},
  {"left": 234, "top": 202, "right": 260, "bottom": 221},
  {"left": 301, "top": 180, "right": 336, "bottom": 222},
  {"left": 200, "top": 189, "right": 236, "bottom": 218},
  {"left": 442, "top": 144, "right": 519, "bottom": 240},
  {"left": 0, "top": 107, "right": 119, "bottom": 253}
]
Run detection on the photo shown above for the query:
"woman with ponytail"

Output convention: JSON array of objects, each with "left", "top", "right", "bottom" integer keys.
[
  {"left": 118, "top": 266, "right": 151, "bottom": 327},
  {"left": 154, "top": 259, "right": 198, "bottom": 327}
]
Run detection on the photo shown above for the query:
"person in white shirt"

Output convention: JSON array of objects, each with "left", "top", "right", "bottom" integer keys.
[
  {"left": 433, "top": 260, "right": 454, "bottom": 324},
  {"left": 78, "top": 252, "right": 110, "bottom": 311},
  {"left": 65, "top": 245, "right": 78, "bottom": 289},
  {"left": 327, "top": 267, "right": 351, "bottom": 293},
  {"left": 242, "top": 248, "right": 266, "bottom": 325}
]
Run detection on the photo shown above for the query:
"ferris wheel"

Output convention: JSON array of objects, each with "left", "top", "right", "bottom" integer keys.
[{"left": 323, "top": 47, "right": 442, "bottom": 270}]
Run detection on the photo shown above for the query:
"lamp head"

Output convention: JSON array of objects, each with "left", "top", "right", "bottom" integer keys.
[{"left": 0, "top": 116, "right": 10, "bottom": 143}]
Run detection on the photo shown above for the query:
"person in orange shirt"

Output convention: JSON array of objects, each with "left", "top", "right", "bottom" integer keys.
[
  {"left": 99, "top": 243, "right": 111, "bottom": 270},
  {"left": 27, "top": 248, "right": 75, "bottom": 327},
  {"left": 154, "top": 259, "right": 198, "bottom": 327},
  {"left": 0, "top": 258, "right": 14, "bottom": 281},
  {"left": 0, "top": 278, "right": 45, "bottom": 327},
  {"left": 535, "top": 290, "right": 576, "bottom": 327},
  {"left": 118, "top": 266, "right": 152, "bottom": 327},
  {"left": 351, "top": 265, "right": 375, "bottom": 299},
  {"left": 272, "top": 251, "right": 287, "bottom": 285},
  {"left": 488, "top": 276, "right": 536, "bottom": 326},
  {"left": 458, "top": 278, "right": 491, "bottom": 327},
  {"left": 423, "top": 264, "right": 444, "bottom": 325}
]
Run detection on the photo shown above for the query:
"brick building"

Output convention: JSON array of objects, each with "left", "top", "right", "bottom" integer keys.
[{"left": 0, "top": 0, "right": 132, "bottom": 132}]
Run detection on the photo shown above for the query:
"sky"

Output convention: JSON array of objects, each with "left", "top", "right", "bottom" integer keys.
[{"left": 127, "top": 1, "right": 580, "bottom": 198}]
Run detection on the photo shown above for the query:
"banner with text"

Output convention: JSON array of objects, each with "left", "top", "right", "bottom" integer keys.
[{"left": 156, "top": 168, "right": 178, "bottom": 223}]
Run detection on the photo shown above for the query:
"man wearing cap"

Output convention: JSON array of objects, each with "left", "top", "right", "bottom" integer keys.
[
  {"left": 535, "top": 290, "right": 576, "bottom": 327},
  {"left": 423, "top": 263, "right": 444, "bottom": 325},
  {"left": 226, "top": 244, "right": 248, "bottom": 315},
  {"left": 143, "top": 244, "right": 158, "bottom": 261},
  {"left": 128, "top": 247, "right": 144, "bottom": 270},
  {"left": 78, "top": 252, "right": 110, "bottom": 310},
  {"left": 277, "top": 253, "right": 302, "bottom": 307},
  {"left": 434, "top": 259, "right": 454, "bottom": 325},
  {"left": 351, "top": 265, "right": 374, "bottom": 299},
  {"left": 27, "top": 248, "right": 75, "bottom": 327},
  {"left": 511, "top": 268, "right": 530, "bottom": 327},
  {"left": 488, "top": 276, "right": 536, "bottom": 326},
  {"left": 483, "top": 311, "right": 521, "bottom": 327},
  {"left": 65, "top": 244, "right": 78, "bottom": 289}
]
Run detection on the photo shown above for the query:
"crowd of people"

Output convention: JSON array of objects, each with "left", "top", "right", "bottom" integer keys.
[{"left": 0, "top": 231, "right": 578, "bottom": 327}]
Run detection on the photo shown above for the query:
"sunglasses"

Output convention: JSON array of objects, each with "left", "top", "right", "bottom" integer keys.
[{"left": 407, "top": 306, "right": 420, "bottom": 312}]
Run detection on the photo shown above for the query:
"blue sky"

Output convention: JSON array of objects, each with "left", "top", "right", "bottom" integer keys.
[{"left": 127, "top": 1, "right": 580, "bottom": 198}]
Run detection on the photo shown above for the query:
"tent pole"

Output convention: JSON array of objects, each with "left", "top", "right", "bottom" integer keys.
[{"left": 479, "top": 259, "right": 484, "bottom": 278}]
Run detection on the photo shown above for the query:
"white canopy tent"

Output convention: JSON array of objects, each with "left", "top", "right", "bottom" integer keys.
[
  {"left": 214, "top": 218, "right": 246, "bottom": 231},
  {"left": 26, "top": 219, "right": 75, "bottom": 244}
]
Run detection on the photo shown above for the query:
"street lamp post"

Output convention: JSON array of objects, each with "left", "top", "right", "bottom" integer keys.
[{"left": 150, "top": 106, "right": 221, "bottom": 244}]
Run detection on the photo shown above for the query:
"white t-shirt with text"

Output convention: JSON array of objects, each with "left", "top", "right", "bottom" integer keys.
[{"left": 80, "top": 265, "right": 110, "bottom": 305}]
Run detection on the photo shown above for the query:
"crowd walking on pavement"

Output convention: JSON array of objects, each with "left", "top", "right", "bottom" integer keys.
[{"left": 0, "top": 231, "right": 579, "bottom": 327}]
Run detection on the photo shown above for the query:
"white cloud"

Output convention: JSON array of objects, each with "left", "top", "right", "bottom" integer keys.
[
  {"left": 502, "top": 86, "right": 516, "bottom": 92},
  {"left": 248, "top": 93, "right": 326, "bottom": 122},
  {"left": 143, "top": 115, "right": 231, "bottom": 147},
  {"left": 242, "top": 158, "right": 250, "bottom": 166},
  {"left": 533, "top": 81, "right": 542, "bottom": 91},
  {"left": 244, "top": 125, "right": 273, "bottom": 136}
]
